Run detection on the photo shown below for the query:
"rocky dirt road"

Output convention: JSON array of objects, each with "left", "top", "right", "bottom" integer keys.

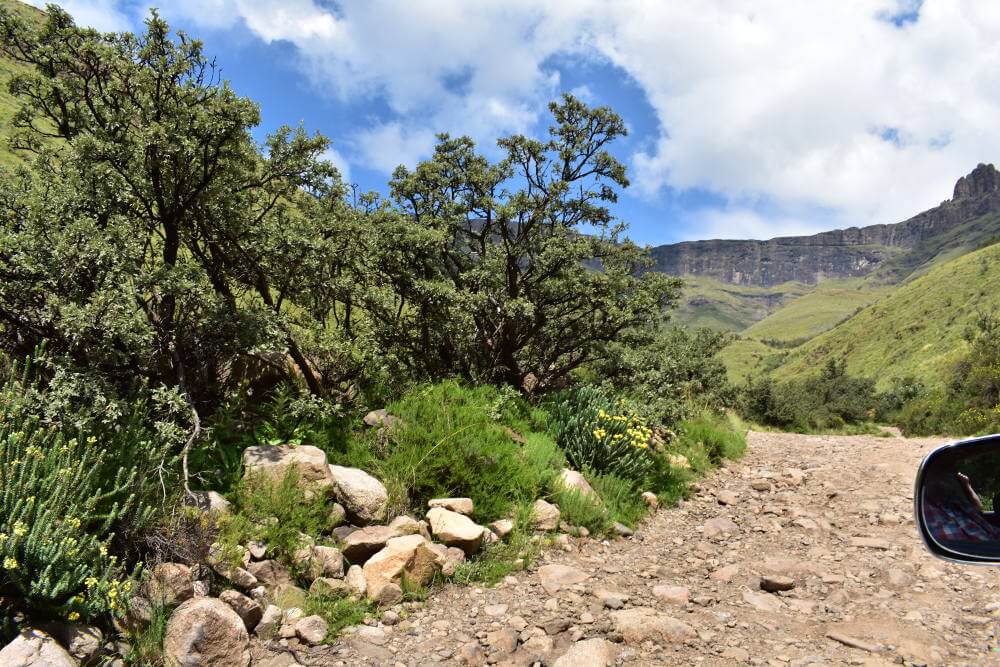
[{"left": 259, "top": 431, "right": 1000, "bottom": 666}]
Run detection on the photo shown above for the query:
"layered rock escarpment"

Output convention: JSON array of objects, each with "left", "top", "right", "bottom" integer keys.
[{"left": 650, "top": 163, "right": 1000, "bottom": 287}]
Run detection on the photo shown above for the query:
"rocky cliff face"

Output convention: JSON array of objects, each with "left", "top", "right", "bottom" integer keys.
[{"left": 651, "top": 164, "right": 1000, "bottom": 287}]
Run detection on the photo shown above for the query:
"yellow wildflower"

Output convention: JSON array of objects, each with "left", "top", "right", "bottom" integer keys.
[
  {"left": 12, "top": 522, "right": 27, "bottom": 537},
  {"left": 84, "top": 577, "right": 99, "bottom": 588},
  {"left": 3, "top": 557, "right": 17, "bottom": 570},
  {"left": 66, "top": 611, "right": 80, "bottom": 621}
]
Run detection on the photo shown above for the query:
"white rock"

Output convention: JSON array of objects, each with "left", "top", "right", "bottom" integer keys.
[
  {"left": 532, "top": 499, "right": 561, "bottom": 531},
  {"left": 537, "top": 564, "right": 589, "bottom": 594},
  {"left": 428, "top": 497, "right": 475, "bottom": 515},
  {"left": 295, "top": 615, "right": 329, "bottom": 645},
  {"left": 345, "top": 564, "right": 367, "bottom": 597},
  {"left": 610, "top": 607, "right": 695, "bottom": 644},
  {"left": 0, "top": 629, "right": 77, "bottom": 667},
  {"left": 557, "top": 469, "right": 598, "bottom": 499},
  {"left": 426, "top": 507, "right": 485, "bottom": 554},
  {"left": 553, "top": 638, "right": 619, "bottom": 667},
  {"left": 363, "top": 534, "right": 441, "bottom": 600},
  {"left": 489, "top": 519, "right": 514, "bottom": 539},
  {"left": 242, "top": 445, "right": 333, "bottom": 493},
  {"left": 328, "top": 465, "right": 389, "bottom": 524}
]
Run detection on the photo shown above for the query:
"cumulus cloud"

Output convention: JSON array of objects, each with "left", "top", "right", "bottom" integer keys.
[
  {"left": 320, "top": 146, "right": 351, "bottom": 185},
  {"left": 24, "top": 0, "right": 134, "bottom": 31},
  {"left": 51, "top": 0, "right": 1000, "bottom": 238}
]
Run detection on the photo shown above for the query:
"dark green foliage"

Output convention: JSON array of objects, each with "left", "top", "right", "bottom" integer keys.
[
  {"left": 368, "top": 95, "right": 682, "bottom": 392},
  {"left": 545, "top": 385, "right": 654, "bottom": 484},
  {"left": 740, "top": 359, "right": 877, "bottom": 431},
  {"left": 553, "top": 471, "right": 650, "bottom": 534},
  {"left": 599, "top": 326, "right": 736, "bottom": 425},
  {"left": 340, "top": 381, "right": 563, "bottom": 523},
  {"left": 678, "top": 412, "right": 747, "bottom": 465},
  {"left": 450, "top": 502, "right": 542, "bottom": 586},
  {"left": 895, "top": 311, "right": 1000, "bottom": 435}
]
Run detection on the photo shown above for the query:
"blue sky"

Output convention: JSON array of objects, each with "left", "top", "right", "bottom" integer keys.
[{"left": 25, "top": 0, "right": 1000, "bottom": 246}]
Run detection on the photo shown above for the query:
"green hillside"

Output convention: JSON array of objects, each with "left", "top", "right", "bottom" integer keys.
[
  {"left": 671, "top": 276, "right": 813, "bottom": 331},
  {"left": 772, "top": 242, "right": 1000, "bottom": 389},
  {"left": 0, "top": 0, "right": 44, "bottom": 169},
  {"left": 742, "top": 278, "right": 891, "bottom": 343}
]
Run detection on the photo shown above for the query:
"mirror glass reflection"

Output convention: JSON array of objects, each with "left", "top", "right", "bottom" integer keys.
[{"left": 921, "top": 443, "right": 1000, "bottom": 558}]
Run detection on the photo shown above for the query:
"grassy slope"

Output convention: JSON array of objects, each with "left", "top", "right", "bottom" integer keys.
[
  {"left": 0, "top": 0, "right": 45, "bottom": 169},
  {"left": 671, "top": 276, "right": 814, "bottom": 331},
  {"left": 742, "top": 278, "right": 891, "bottom": 343},
  {"left": 775, "top": 242, "right": 1000, "bottom": 390}
]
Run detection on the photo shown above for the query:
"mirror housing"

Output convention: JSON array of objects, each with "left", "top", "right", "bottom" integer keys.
[{"left": 915, "top": 434, "right": 1000, "bottom": 564}]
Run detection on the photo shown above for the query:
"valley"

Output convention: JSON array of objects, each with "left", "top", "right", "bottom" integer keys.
[{"left": 660, "top": 164, "right": 1000, "bottom": 390}]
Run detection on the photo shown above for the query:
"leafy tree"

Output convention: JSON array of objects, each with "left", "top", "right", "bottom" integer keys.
[
  {"left": 0, "top": 8, "right": 366, "bottom": 483},
  {"left": 368, "top": 95, "right": 681, "bottom": 392}
]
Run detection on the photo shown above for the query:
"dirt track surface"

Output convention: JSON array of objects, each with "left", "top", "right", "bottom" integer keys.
[{"left": 259, "top": 431, "right": 1000, "bottom": 666}]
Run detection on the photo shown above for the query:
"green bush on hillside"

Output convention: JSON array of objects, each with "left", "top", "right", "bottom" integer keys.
[
  {"left": 740, "top": 359, "right": 877, "bottom": 431},
  {"left": 894, "top": 311, "right": 1000, "bottom": 435},
  {"left": 339, "top": 381, "right": 563, "bottom": 523}
]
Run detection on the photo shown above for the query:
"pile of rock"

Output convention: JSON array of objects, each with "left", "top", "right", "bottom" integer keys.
[{"left": 0, "top": 419, "right": 663, "bottom": 666}]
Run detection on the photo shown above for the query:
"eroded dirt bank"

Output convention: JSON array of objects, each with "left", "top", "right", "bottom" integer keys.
[{"left": 258, "top": 431, "right": 1000, "bottom": 666}]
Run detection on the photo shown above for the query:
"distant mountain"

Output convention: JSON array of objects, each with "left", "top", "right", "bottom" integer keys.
[
  {"left": 652, "top": 163, "right": 1000, "bottom": 289},
  {"left": 724, "top": 241, "right": 1000, "bottom": 390}
]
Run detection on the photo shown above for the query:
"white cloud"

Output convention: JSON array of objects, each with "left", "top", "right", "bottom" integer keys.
[
  {"left": 320, "top": 146, "right": 351, "bottom": 184},
  {"left": 117, "top": 1, "right": 1000, "bottom": 237},
  {"left": 24, "top": 0, "right": 133, "bottom": 32}
]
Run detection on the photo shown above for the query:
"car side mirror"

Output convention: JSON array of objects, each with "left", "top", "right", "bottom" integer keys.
[{"left": 915, "top": 434, "right": 1000, "bottom": 563}]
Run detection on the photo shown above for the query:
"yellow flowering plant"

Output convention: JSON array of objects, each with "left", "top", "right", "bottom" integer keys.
[
  {"left": 0, "top": 360, "right": 142, "bottom": 623},
  {"left": 547, "top": 386, "right": 656, "bottom": 484}
]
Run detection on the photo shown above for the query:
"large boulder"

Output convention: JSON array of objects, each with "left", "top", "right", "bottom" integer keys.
[
  {"left": 557, "top": 469, "right": 598, "bottom": 499},
  {"left": 243, "top": 445, "right": 333, "bottom": 494},
  {"left": 186, "top": 490, "right": 232, "bottom": 515},
  {"left": 532, "top": 499, "right": 561, "bottom": 531},
  {"left": 428, "top": 497, "right": 474, "bottom": 515},
  {"left": 145, "top": 562, "right": 194, "bottom": 606},
  {"left": 362, "top": 534, "right": 441, "bottom": 600},
  {"left": 341, "top": 525, "right": 400, "bottom": 564},
  {"left": 363, "top": 409, "right": 402, "bottom": 429},
  {"left": 328, "top": 465, "right": 389, "bottom": 524},
  {"left": 426, "top": 507, "right": 485, "bottom": 554},
  {"left": 247, "top": 559, "right": 293, "bottom": 588},
  {"left": 219, "top": 589, "right": 263, "bottom": 633},
  {"left": 0, "top": 629, "right": 77, "bottom": 667},
  {"left": 37, "top": 622, "right": 102, "bottom": 664},
  {"left": 164, "top": 597, "right": 250, "bottom": 667},
  {"left": 609, "top": 607, "right": 695, "bottom": 644}
]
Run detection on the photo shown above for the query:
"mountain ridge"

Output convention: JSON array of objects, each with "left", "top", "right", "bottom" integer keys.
[{"left": 651, "top": 163, "right": 1000, "bottom": 288}]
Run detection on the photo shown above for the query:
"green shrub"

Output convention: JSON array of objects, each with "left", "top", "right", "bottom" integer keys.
[
  {"left": 302, "top": 591, "right": 371, "bottom": 638},
  {"left": 450, "top": 502, "right": 542, "bottom": 586},
  {"left": 218, "top": 468, "right": 335, "bottom": 577},
  {"left": 740, "top": 360, "right": 877, "bottom": 431},
  {"left": 678, "top": 412, "right": 747, "bottom": 465},
  {"left": 587, "top": 472, "right": 648, "bottom": 529},
  {"left": 550, "top": 485, "right": 610, "bottom": 534},
  {"left": 338, "top": 381, "right": 562, "bottom": 523},
  {"left": 895, "top": 312, "right": 1000, "bottom": 436},
  {"left": 545, "top": 385, "right": 654, "bottom": 484}
]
